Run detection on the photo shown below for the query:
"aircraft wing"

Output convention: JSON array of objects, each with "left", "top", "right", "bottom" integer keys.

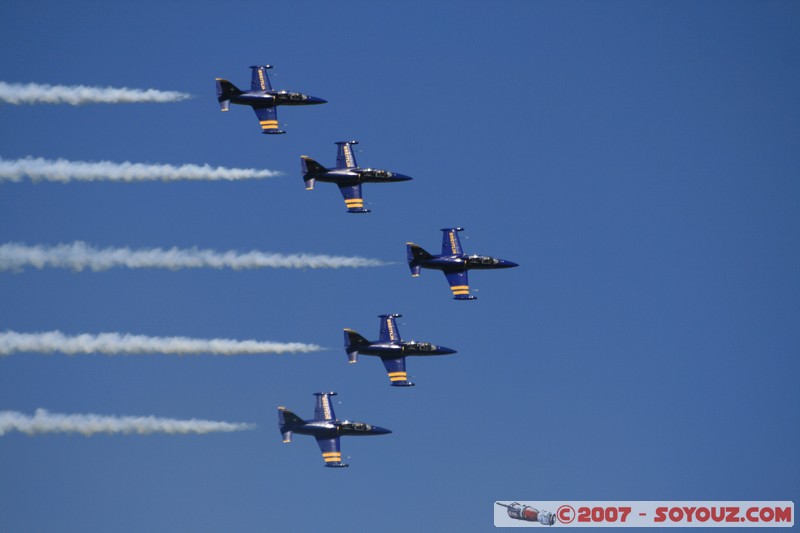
[
  {"left": 444, "top": 270, "right": 474, "bottom": 300},
  {"left": 336, "top": 142, "right": 359, "bottom": 169},
  {"left": 252, "top": 106, "right": 283, "bottom": 134},
  {"left": 315, "top": 436, "right": 346, "bottom": 467},
  {"left": 441, "top": 228, "right": 464, "bottom": 255},
  {"left": 250, "top": 66, "right": 273, "bottom": 92},
  {"left": 380, "top": 356, "right": 412, "bottom": 386},
  {"left": 337, "top": 183, "right": 368, "bottom": 213},
  {"left": 378, "top": 315, "right": 401, "bottom": 343},
  {"left": 313, "top": 392, "right": 337, "bottom": 421}
]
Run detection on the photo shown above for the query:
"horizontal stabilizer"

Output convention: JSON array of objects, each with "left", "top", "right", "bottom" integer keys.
[{"left": 218, "top": 99, "right": 230, "bottom": 112}]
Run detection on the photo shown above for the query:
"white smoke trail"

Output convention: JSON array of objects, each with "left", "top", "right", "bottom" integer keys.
[
  {"left": 0, "top": 242, "right": 389, "bottom": 271},
  {"left": 0, "top": 156, "right": 280, "bottom": 183},
  {"left": 0, "top": 409, "right": 254, "bottom": 436},
  {"left": 0, "top": 331, "right": 322, "bottom": 356},
  {"left": 0, "top": 81, "right": 190, "bottom": 105}
]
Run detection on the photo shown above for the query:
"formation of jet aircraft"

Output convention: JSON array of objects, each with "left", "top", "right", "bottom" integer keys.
[
  {"left": 215, "top": 63, "right": 519, "bottom": 466},
  {"left": 278, "top": 392, "right": 391, "bottom": 468},
  {"left": 407, "top": 227, "right": 519, "bottom": 300},
  {"left": 344, "top": 314, "right": 456, "bottom": 387},
  {"left": 215, "top": 65, "right": 326, "bottom": 134},
  {"left": 301, "top": 141, "right": 412, "bottom": 213}
]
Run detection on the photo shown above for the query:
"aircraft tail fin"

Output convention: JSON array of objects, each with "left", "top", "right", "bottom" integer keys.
[
  {"left": 300, "top": 156, "right": 326, "bottom": 190},
  {"left": 344, "top": 329, "right": 370, "bottom": 363},
  {"left": 406, "top": 243, "right": 431, "bottom": 277},
  {"left": 216, "top": 78, "right": 241, "bottom": 111},
  {"left": 278, "top": 406, "right": 304, "bottom": 443}
]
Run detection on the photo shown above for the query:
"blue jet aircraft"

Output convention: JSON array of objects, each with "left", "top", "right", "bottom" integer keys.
[
  {"left": 301, "top": 141, "right": 412, "bottom": 213},
  {"left": 344, "top": 314, "right": 457, "bottom": 387},
  {"left": 215, "top": 65, "right": 326, "bottom": 134},
  {"left": 407, "top": 227, "right": 519, "bottom": 300},
  {"left": 278, "top": 392, "right": 391, "bottom": 468}
]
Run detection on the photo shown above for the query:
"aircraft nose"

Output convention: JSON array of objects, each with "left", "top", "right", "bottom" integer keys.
[
  {"left": 499, "top": 260, "right": 519, "bottom": 268},
  {"left": 307, "top": 96, "right": 327, "bottom": 104},
  {"left": 437, "top": 346, "right": 457, "bottom": 355},
  {"left": 371, "top": 426, "right": 392, "bottom": 435},
  {"left": 392, "top": 172, "right": 413, "bottom": 182}
]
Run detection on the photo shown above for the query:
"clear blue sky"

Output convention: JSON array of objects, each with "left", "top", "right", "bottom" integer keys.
[{"left": 1, "top": 1, "right": 798, "bottom": 531}]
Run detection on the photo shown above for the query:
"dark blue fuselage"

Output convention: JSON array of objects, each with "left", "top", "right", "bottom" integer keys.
[
  {"left": 228, "top": 91, "right": 327, "bottom": 107},
  {"left": 309, "top": 167, "right": 413, "bottom": 186},
  {"left": 355, "top": 341, "right": 456, "bottom": 358},
  {"left": 418, "top": 254, "right": 519, "bottom": 272},
  {"left": 291, "top": 419, "right": 392, "bottom": 439}
]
